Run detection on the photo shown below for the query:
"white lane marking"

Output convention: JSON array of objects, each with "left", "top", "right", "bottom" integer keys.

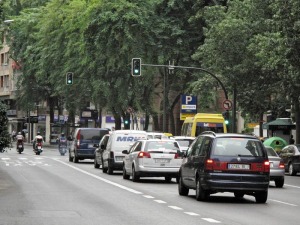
[
  {"left": 184, "top": 212, "right": 199, "bottom": 216},
  {"left": 284, "top": 184, "right": 300, "bottom": 189},
  {"left": 52, "top": 158, "right": 143, "bottom": 195},
  {"left": 1, "top": 158, "right": 10, "bottom": 160},
  {"left": 168, "top": 206, "right": 183, "bottom": 210},
  {"left": 143, "top": 195, "right": 154, "bottom": 199},
  {"left": 202, "top": 218, "right": 221, "bottom": 223},
  {"left": 154, "top": 200, "right": 166, "bottom": 204},
  {"left": 269, "top": 199, "right": 297, "bottom": 206},
  {"left": 18, "top": 158, "right": 27, "bottom": 160}
]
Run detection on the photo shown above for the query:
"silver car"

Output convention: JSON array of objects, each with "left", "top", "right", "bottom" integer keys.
[
  {"left": 265, "top": 146, "right": 285, "bottom": 188},
  {"left": 122, "top": 139, "right": 182, "bottom": 182},
  {"left": 171, "top": 136, "right": 195, "bottom": 152}
]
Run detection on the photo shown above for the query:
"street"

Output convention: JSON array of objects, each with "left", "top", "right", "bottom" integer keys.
[{"left": 1, "top": 145, "right": 300, "bottom": 225}]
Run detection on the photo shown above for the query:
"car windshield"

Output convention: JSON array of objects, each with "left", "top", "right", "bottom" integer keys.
[
  {"left": 265, "top": 147, "right": 278, "bottom": 157},
  {"left": 213, "top": 137, "right": 265, "bottom": 157},
  {"left": 145, "top": 141, "right": 180, "bottom": 151}
]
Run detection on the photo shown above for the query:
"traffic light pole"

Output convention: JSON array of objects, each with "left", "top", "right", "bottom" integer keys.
[{"left": 140, "top": 63, "right": 230, "bottom": 132}]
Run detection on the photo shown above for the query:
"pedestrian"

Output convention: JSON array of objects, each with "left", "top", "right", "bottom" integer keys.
[
  {"left": 289, "top": 135, "right": 295, "bottom": 144},
  {"left": 11, "top": 130, "right": 16, "bottom": 142}
]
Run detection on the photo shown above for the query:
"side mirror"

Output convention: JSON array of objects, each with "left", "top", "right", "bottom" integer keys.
[
  {"left": 177, "top": 150, "right": 186, "bottom": 158},
  {"left": 122, "top": 150, "right": 129, "bottom": 154},
  {"left": 94, "top": 143, "right": 99, "bottom": 148},
  {"left": 100, "top": 144, "right": 106, "bottom": 150}
]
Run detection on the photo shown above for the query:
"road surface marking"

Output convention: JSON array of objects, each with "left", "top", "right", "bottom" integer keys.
[
  {"left": 52, "top": 158, "right": 143, "bottom": 195},
  {"left": 143, "top": 195, "right": 154, "bottom": 199},
  {"left": 184, "top": 212, "right": 199, "bottom": 216},
  {"left": 202, "top": 218, "right": 221, "bottom": 223},
  {"left": 154, "top": 200, "right": 166, "bottom": 204},
  {"left": 168, "top": 206, "right": 183, "bottom": 210},
  {"left": 285, "top": 184, "right": 300, "bottom": 189},
  {"left": 269, "top": 199, "right": 297, "bottom": 206}
]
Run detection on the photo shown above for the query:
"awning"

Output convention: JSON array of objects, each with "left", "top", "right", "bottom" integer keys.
[{"left": 263, "top": 118, "right": 295, "bottom": 130}]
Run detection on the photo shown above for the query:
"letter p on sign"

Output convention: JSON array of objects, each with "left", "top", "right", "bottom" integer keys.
[{"left": 186, "top": 96, "right": 193, "bottom": 104}]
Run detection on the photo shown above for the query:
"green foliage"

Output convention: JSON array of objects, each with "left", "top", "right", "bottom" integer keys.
[{"left": 0, "top": 101, "right": 11, "bottom": 149}]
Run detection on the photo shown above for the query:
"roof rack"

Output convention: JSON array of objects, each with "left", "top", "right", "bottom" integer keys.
[{"left": 200, "top": 131, "right": 216, "bottom": 136}]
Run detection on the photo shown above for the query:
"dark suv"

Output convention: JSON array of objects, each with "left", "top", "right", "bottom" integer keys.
[
  {"left": 178, "top": 132, "right": 270, "bottom": 203},
  {"left": 69, "top": 128, "right": 110, "bottom": 163}
]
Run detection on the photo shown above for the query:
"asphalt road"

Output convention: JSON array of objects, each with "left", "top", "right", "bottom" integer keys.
[{"left": 1, "top": 144, "right": 300, "bottom": 225}]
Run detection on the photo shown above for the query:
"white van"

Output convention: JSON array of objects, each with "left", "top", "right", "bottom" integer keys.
[{"left": 102, "top": 130, "right": 147, "bottom": 174}]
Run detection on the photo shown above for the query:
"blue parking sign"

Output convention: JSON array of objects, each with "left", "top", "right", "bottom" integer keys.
[{"left": 181, "top": 95, "right": 197, "bottom": 113}]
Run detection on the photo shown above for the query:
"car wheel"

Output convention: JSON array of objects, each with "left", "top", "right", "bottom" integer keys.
[
  {"left": 255, "top": 191, "right": 268, "bottom": 203},
  {"left": 234, "top": 192, "right": 245, "bottom": 198},
  {"left": 275, "top": 177, "right": 284, "bottom": 188},
  {"left": 94, "top": 156, "right": 100, "bottom": 169},
  {"left": 178, "top": 176, "right": 189, "bottom": 196},
  {"left": 132, "top": 166, "right": 140, "bottom": 182},
  {"left": 196, "top": 177, "right": 208, "bottom": 201},
  {"left": 288, "top": 163, "right": 297, "bottom": 176},
  {"left": 165, "top": 176, "right": 172, "bottom": 183},
  {"left": 73, "top": 155, "right": 79, "bottom": 163},
  {"left": 107, "top": 162, "right": 114, "bottom": 175},
  {"left": 123, "top": 165, "right": 130, "bottom": 180}
]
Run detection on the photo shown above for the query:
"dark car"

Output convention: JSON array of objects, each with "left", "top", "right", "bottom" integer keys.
[
  {"left": 69, "top": 128, "right": 110, "bottom": 163},
  {"left": 94, "top": 134, "right": 110, "bottom": 169},
  {"left": 279, "top": 144, "right": 300, "bottom": 176},
  {"left": 178, "top": 132, "right": 270, "bottom": 203}
]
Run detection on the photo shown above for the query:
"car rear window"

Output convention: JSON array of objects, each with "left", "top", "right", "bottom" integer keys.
[
  {"left": 175, "top": 139, "right": 194, "bottom": 147},
  {"left": 213, "top": 137, "right": 265, "bottom": 157},
  {"left": 265, "top": 147, "right": 278, "bottom": 157},
  {"left": 80, "top": 129, "right": 109, "bottom": 141},
  {"left": 145, "top": 141, "right": 180, "bottom": 151}
]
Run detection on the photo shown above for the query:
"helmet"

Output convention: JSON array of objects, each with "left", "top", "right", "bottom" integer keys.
[
  {"left": 61, "top": 132, "right": 65, "bottom": 136},
  {"left": 18, "top": 132, "right": 21, "bottom": 135},
  {"left": 37, "top": 131, "right": 41, "bottom": 135}
]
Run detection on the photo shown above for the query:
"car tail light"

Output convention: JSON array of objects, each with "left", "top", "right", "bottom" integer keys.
[
  {"left": 263, "top": 160, "right": 270, "bottom": 172},
  {"left": 76, "top": 130, "right": 81, "bottom": 148},
  {"left": 279, "top": 161, "right": 285, "bottom": 169},
  {"left": 174, "top": 153, "right": 180, "bottom": 159},
  {"left": 137, "top": 151, "right": 151, "bottom": 158},
  {"left": 205, "top": 159, "right": 214, "bottom": 170}
]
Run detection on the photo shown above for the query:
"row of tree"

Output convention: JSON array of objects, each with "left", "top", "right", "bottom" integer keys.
[{"left": 1, "top": 0, "right": 300, "bottom": 140}]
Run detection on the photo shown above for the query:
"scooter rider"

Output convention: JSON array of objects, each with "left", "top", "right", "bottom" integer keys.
[
  {"left": 33, "top": 131, "right": 44, "bottom": 150},
  {"left": 16, "top": 132, "right": 24, "bottom": 150},
  {"left": 57, "top": 132, "right": 67, "bottom": 148}
]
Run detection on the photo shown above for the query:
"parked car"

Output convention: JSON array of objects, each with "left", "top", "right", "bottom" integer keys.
[
  {"left": 122, "top": 139, "right": 182, "bottom": 182},
  {"left": 264, "top": 146, "right": 285, "bottom": 187},
  {"left": 94, "top": 134, "right": 110, "bottom": 169},
  {"left": 146, "top": 132, "right": 169, "bottom": 140},
  {"left": 178, "top": 132, "right": 270, "bottom": 203},
  {"left": 69, "top": 128, "right": 110, "bottom": 163},
  {"left": 102, "top": 130, "right": 147, "bottom": 174},
  {"left": 279, "top": 144, "right": 300, "bottom": 176},
  {"left": 171, "top": 136, "right": 195, "bottom": 152}
]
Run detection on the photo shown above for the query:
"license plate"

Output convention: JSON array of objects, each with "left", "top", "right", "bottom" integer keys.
[
  {"left": 155, "top": 159, "right": 170, "bottom": 163},
  {"left": 115, "top": 156, "right": 124, "bottom": 161},
  {"left": 228, "top": 164, "right": 250, "bottom": 170},
  {"left": 18, "top": 145, "right": 22, "bottom": 148},
  {"left": 38, "top": 146, "right": 42, "bottom": 149}
]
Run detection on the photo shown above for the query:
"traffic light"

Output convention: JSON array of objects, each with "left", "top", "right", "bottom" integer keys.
[
  {"left": 131, "top": 58, "right": 141, "bottom": 76},
  {"left": 222, "top": 111, "right": 229, "bottom": 125},
  {"left": 123, "top": 117, "right": 130, "bottom": 129},
  {"left": 66, "top": 72, "right": 74, "bottom": 85}
]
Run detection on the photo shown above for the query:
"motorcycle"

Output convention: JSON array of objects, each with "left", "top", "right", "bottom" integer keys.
[
  {"left": 58, "top": 138, "right": 67, "bottom": 156},
  {"left": 34, "top": 138, "right": 43, "bottom": 155},
  {"left": 16, "top": 139, "right": 24, "bottom": 154}
]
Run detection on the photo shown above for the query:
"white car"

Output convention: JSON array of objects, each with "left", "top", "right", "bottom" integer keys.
[
  {"left": 171, "top": 136, "right": 195, "bottom": 152},
  {"left": 146, "top": 132, "right": 169, "bottom": 140},
  {"left": 122, "top": 139, "right": 182, "bottom": 182}
]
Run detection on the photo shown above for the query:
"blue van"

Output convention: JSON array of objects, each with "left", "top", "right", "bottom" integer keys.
[{"left": 69, "top": 128, "right": 110, "bottom": 163}]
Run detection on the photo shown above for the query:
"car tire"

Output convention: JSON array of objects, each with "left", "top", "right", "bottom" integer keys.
[
  {"left": 68, "top": 151, "right": 73, "bottom": 162},
  {"left": 196, "top": 177, "right": 208, "bottom": 201},
  {"left": 107, "top": 162, "right": 114, "bottom": 175},
  {"left": 132, "top": 166, "right": 140, "bottom": 182},
  {"left": 94, "top": 156, "right": 100, "bottom": 169},
  {"left": 123, "top": 165, "right": 130, "bottom": 180},
  {"left": 255, "top": 191, "right": 268, "bottom": 203},
  {"left": 234, "top": 192, "right": 245, "bottom": 198},
  {"left": 73, "top": 155, "right": 79, "bottom": 163},
  {"left": 275, "top": 177, "right": 284, "bottom": 188},
  {"left": 165, "top": 176, "right": 172, "bottom": 183},
  {"left": 178, "top": 176, "right": 189, "bottom": 196},
  {"left": 288, "top": 163, "right": 297, "bottom": 176}
]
